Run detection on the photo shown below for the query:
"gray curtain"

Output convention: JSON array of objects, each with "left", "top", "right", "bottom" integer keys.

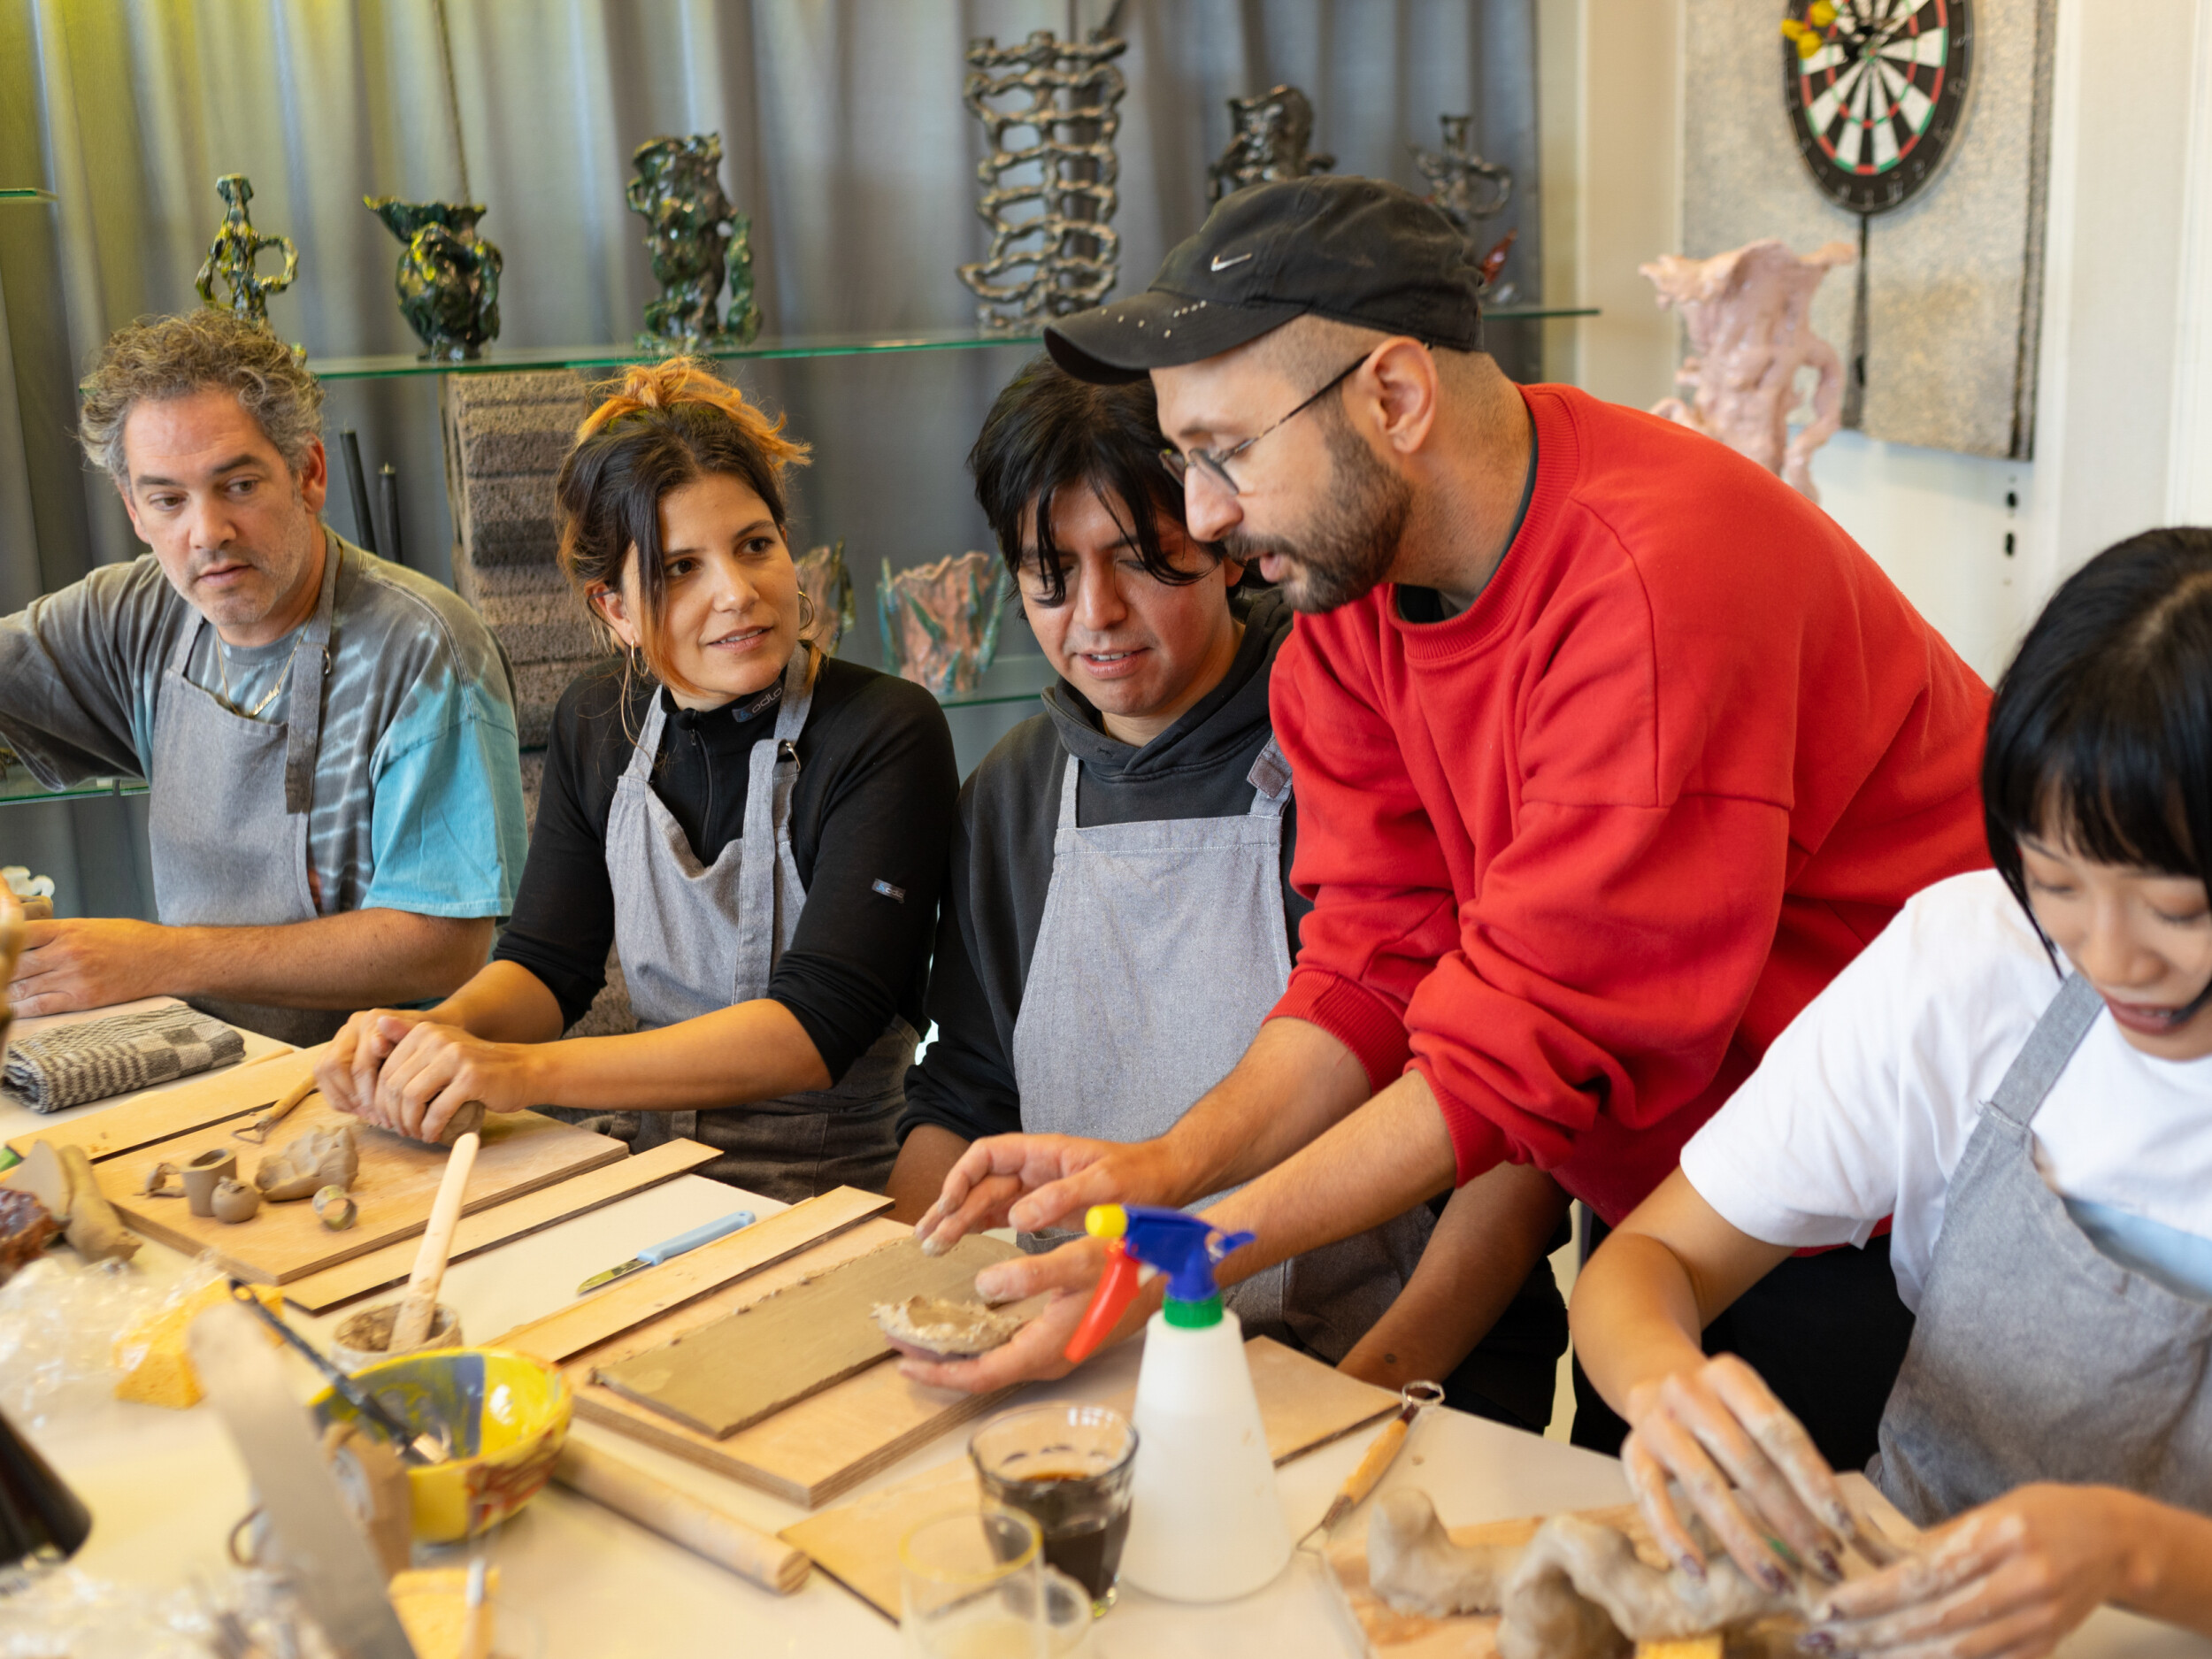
[{"left": 0, "top": 0, "right": 1540, "bottom": 918}]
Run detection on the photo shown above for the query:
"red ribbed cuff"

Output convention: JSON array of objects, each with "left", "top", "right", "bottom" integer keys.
[
  {"left": 1269, "top": 969, "right": 1413, "bottom": 1095},
  {"left": 1412, "top": 1059, "right": 1511, "bottom": 1188}
]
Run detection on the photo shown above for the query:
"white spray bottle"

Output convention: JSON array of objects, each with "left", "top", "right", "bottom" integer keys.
[{"left": 1062, "top": 1203, "right": 1292, "bottom": 1602}]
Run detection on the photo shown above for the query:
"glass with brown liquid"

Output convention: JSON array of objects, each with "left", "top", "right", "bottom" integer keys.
[{"left": 968, "top": 1404, "right": 1138, "bottom": 1617}]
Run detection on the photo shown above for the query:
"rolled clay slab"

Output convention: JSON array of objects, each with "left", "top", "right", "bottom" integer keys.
[{"left": 871, "top": 1294, "right": 1029, "bottom": 1358}]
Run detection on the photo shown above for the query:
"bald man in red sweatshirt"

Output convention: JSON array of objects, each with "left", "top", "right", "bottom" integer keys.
[{"left": 907, "top": 178, "right": 1990, "bottom": 1463}]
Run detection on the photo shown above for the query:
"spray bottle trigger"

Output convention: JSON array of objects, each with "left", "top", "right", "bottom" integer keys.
[{"left": 1064, "top": 1237, "right": 1143, "bottom": 1364}]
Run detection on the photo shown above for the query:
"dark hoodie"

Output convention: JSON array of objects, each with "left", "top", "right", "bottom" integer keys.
[{"left": 900, "top": 588, "right": 1306, "bottom": 1144}]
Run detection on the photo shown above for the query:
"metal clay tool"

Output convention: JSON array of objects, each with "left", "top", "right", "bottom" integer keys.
[
  {"left": 234, "top": 1075, "right": 318, "bottom": 1144},
  {"left": 1299, "top": 1379, "right": 1446, "bottom": 1552},
  {"left": 577, "top": 1208, "right": 757, "bottom": 1294}
]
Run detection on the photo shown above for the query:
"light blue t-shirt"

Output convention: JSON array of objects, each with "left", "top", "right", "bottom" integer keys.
[{"left": 0, "top": 530, "right": 526, "bottom": 922}]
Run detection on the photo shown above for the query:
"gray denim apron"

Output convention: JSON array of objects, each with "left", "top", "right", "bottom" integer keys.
[
  {"left": 147, "top": 534, "right": 344, "bottom": 1047},
  {"left": 1009, "top": 740, "right": 1433, "bottom": 1363},
  {"left": 606, "top": 644, "right": 909, "bottom": 1203},
  {"left": 1872, "top": 972, "right": 2212, "bottom": 1525}
]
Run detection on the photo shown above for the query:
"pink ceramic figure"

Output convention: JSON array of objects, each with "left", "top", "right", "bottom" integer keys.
[
  {"left": 877, "top": 552, "right": 1012, "bottom": 696},
  {"left": 1640, "top": 239, "right": 1854, "bottom": 503}
]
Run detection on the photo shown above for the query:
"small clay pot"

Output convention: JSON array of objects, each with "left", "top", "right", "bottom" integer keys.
[
  {"left": 330, "top": 1302, "right": 462, "bottom": 1373},
  {"left": 180, "top": 1148, "right": 237, "bottom": 1218},
  {"left": 210, "top": 1179, "right": 261, "bottom": 1224}
]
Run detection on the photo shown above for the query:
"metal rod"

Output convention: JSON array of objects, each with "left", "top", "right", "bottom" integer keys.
[
  {"left": 377, "top": 463, "right": 403, "bottom": 568},
  {"left": 341, "top": 429, "right": 375, "bottom": 555}
]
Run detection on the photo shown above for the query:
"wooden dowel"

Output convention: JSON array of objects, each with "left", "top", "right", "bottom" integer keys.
[
  {"left": 389, "top": 1129, "right": 477, "bottom": 1352},
  {"left": 553, "top": 1440, "right": 810, "bottom": 1594}
]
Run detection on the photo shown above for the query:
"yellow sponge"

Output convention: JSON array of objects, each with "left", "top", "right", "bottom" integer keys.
[
  {"left": 112, "top": 1279, "right": 283, "bottom": 1409},
  {"left": 1637, "top": 1637, "right": 1724, "bottom": 1659},
  {"left": 389, "top": 1566, "right": 500, "bottom": 1659}
]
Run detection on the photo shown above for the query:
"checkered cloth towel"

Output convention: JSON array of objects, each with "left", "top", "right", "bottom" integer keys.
[{"left": 4, "top": 1001, "right": 245, "bottom": 1112}]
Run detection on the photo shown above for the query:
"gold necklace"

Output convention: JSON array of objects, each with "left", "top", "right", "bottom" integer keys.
[{"left": 218, "top": 641, "right": 286, "bottom": 719}]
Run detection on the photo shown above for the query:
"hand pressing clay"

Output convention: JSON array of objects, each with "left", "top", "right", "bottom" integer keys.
[
  {"left": 1366, "top": 1492, "right": 1801, "bottom": 1659},
  {"left": 211, "top": 1179, "right": 261, "bottom": 1224},
  {"left": 256, "top": 1125, "right": 358, "bottom": 1202},
  {"left": 872, "top": 1294, "right": 1029, "bottom": 1358}
]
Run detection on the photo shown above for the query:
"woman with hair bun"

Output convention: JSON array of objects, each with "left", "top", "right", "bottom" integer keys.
[{"left": 318, "top": 360, "right": 956, "bottom": 1202}]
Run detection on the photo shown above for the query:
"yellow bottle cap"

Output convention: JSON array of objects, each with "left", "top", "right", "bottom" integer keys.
[{"left": 1086, "top": 1204, "right": 1127, "bottom": 1240}]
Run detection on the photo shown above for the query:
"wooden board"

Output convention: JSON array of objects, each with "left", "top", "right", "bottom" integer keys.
[
  {"left": 782, "top": 1334, "right": 1401, "bottom": 1617},
  {"left": 1324, "top": 1473, "right": 1916, "bottom": 1659},
  {"left": 87, "top": 1093, "right": 626, "bottom": 1284},
  {"left": 593, "top": 1234, "right": 1020, "bottom": 1439},
  {"left": 493, "top": 1186, "right": 892, "bottom": 1363},
  {"left": 280, "top": 1137, "right": 719, "bottom": 1311},
  {"left": 565, "top": 1214, "right": 1033, "bottom": 1507},
  {"left": 3, "top": 1044, "right": 319, "bottom": 1162}
]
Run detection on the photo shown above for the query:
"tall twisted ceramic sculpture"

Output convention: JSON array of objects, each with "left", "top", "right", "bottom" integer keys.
[
  {"left": 958, "top": 25, "right": 1128, "bottom": 332},
  {"left": 879, "top": 554, "right": 1012, "bottom": 695},
  {"left": 365, "top": 198, "right": 503, "bottom": 361},
  {"left": 627, "top": 134, "right": 762, "bottom": 352},
  {"left": 1641, "top": 239, "right": 1855, "bottom": 503},
  {"left": 1207, "top": 85, "right": 1333, "bottom": 205},
  {"left": 195, "top": 174, "right": 298, "bottom": 328}
]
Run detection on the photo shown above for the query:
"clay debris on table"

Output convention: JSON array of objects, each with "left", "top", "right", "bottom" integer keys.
[
  {"left": 1366, "top": 1489, "right": 1823, "bottom": 1659},
  {"left": 870, "top": 1294, "right": 1029, "bottom": 1358}
]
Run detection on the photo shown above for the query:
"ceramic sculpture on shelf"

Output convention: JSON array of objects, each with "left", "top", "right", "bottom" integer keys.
[
  {"left": 1206, "top": 85, "right": 1333, "bottom": 205},
  {"left": 1411, "top": 116, "right": 1517, "bottom": 301},
  {"left": 796, "top": 541, "right": 856, "bottom": 655},
  {"left": 878, "top": 553, "right": 1013, "bottom": 696},
  {"left": 958, "top": 23, "right": 1128, "bottom": 332},
  {"left": 1641, "top": 238, "right": 1855, "bottom": 504},
  {"left": 626, "top": 134, "right": 762, "bottom": 352},
  {"left": 365, "top": 198, "right": 503, "bottom": 361},
  {"left": 195, "top": 174, "right": 298, "bottom": 329}
]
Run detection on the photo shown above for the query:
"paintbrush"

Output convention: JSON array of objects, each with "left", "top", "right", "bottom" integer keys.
[{"left": 224, "top": 1279, "right": 448, "bottom": 1465}]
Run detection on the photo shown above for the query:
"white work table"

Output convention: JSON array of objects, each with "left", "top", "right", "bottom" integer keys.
[{"left": 5, "top": 1028, "right": 2209, "bottom": 1658}]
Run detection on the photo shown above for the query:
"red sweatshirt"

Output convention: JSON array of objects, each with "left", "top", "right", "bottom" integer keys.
[{"left": 1269, "top": 384, "right": 1991, "bottom": 1225}]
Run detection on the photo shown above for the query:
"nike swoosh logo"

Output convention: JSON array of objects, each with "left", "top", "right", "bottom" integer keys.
[{"left": 1210, "top": 252, "right": 1253, "bottom": 272}]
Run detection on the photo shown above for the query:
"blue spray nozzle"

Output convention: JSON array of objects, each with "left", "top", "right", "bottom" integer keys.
[{"left": 1089, "top": 1203, "right": 1254, "bottom": 1307}]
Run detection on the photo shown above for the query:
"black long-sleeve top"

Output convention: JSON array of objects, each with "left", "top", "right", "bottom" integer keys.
[{"left": 495, "top": 656, "right": 957, "bottom": 1081}]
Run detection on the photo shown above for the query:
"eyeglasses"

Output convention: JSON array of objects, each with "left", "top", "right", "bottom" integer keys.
[{"left": 1157, "top": 353, "right": 1370, "bottom": 497}]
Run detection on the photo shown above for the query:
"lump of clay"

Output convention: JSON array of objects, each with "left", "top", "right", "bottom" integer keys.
[
  {"left": 1497, "top": 1514, "right": 1801, "bottom": 1659},
  {"left": 0, "top": 1186, "right": 59, "bottom": 1283},
  {"left": 872, "top": 1295, "right": 1029, "bottom": 1358},
  {"left": 211, "top": 1179, "right": 261, "bottom": 1224},
  {"left": 312, "top": 1185, "right": 357, "bottom": 1230},
  {"left": 257, "top": 1125, "right": 358, "bottom": 1202},
  {"left": 18, "top": 1139, "right": 140, "bottom": 1263},
  {"left": 1367, "top": 1489, "right": 1515, "bottom": 1618}
]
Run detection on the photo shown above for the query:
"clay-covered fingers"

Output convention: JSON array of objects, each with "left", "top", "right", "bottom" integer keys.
[
  {"left": 373, "top": 1023, "right": 463, "bottom": 1140},
  {"left": 1628, "top": 1394, "right": 1801, "bottom": 1590},
  {"left": 1623, "top": 1431, "right": 1709, "bottom": 1578},
  {"left": 1702, "top": 1355, "right": 1855, "bottom": 1557},
  {"left": 913, "top": 1168, "right": 1027, "bottom": 1256}
]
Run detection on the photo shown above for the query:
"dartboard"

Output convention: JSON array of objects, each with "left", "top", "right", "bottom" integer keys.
[{"left": 1781, "top": 0, "right": 1973, "bottom": 215}]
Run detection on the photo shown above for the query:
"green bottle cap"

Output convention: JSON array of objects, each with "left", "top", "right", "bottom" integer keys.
[{"left": 1162, "top": 1293, "right": 1223, "bottom": 1329}]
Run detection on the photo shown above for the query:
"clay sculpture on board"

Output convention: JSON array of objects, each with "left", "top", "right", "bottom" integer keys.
[
  {"left": 1640, "top": 239, "right": 1855, "bottom": 504},
  {"left": 877, "top": 553, "right": 1013, "bottom": 696},
  {"left": 211, "top": 1179, "right": 262, "bottom": 1225},
  {"left": 256, "top": 1125, "right": 359, "bottom": 1202},
  {"left": 17, "top": 1140, "right": 139, "bottom": 1264},
  {"left": 871, "top": 1294, "right": 1029, "bottom": 1359},
  {"left": 1366, "top": 1492, "right": 1806, "bottom": 1659}
]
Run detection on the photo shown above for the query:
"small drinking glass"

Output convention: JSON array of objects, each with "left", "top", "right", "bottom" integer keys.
[
  {"left": 900, "top": 1505, "right": 1043, "bottom": 1659},
  {"left": 968, "top": 1404, "right": 1138, "bottom": 1617}
]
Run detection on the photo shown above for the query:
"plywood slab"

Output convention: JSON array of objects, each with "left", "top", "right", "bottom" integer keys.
[
  {"left": 280, "top": 1138, "right": 718, "bottom": 1311},
  {"left": 594, "top": 1235, "right": 1019, "bottom": 1439},
  {"left": 1324, "top": 1473, "right": 1916, "bottom": 1659},
  {"left": 494, "top": 1186, "right": 891, "bottom": 1363},
  {"left": 88, "top": 1094, "right": 625, "bottom": 1284},
  {"left": 784, "top": 1334, "right": 1400, "bottom": 1617},
  {"left": 563, "top": 1214, "right": 1030, "bottom": 1507},
  {"left": 4, "top": 1045, "right": 321, "bottom": 1162}
]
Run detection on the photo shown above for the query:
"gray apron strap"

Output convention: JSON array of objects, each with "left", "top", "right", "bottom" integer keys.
[
  {"left": 735, "top": 645, "right": 818, "bottom": 987},
  {"left": 283, "top": 537, "right": 342, "bottom": 813},
  {"left": 1247, "top": 736, "right": 1292, "bottom": 817},
  {"left": 1987, "top": 972, "right": 2102, "bottom": 1129}
]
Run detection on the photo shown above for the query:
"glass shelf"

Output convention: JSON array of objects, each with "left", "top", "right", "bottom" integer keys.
[
  {"left": 307, "top": 306, "right": 1598, "bottom": 382},
  {"left": 0, "top": 188, "right": 56, "bottom": 204},
  {"left": 931, "top": 652, "right": 1056, "bottom": 709},
  {"left": 0, "top": 769, "right": 144, "bottom": 810}
]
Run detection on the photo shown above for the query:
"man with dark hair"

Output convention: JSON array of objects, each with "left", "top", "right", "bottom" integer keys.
[
  {"left": 887, "top": 356, "right": 1568, "bottom": 1425},
  {"left": 910, "top": 179, "right": 1993, "bottom": 1463},
  {"left": 0, "top": 310, "right": 527, "bottom": 1041}
]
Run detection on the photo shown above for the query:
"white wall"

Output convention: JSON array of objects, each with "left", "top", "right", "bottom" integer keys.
[{"left": 1542, "top": 0, "right": 2212, "bottom": 687}]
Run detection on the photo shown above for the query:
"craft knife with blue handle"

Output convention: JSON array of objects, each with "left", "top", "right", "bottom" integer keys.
[{"left": 577, "top": 1209, "right": 757, "bottom": 1294}]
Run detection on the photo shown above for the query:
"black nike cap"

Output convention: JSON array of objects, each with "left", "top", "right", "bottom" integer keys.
[{"left": 1045, "top": 175, "right": 1485, "bottom": 386}]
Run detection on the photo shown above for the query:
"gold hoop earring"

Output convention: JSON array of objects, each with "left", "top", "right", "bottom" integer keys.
[{"left": 796, "top": 589, "right": 817, "bottom": 636}]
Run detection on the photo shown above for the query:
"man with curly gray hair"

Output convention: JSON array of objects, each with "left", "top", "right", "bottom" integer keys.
[{"left": 0, "top": 309, "right": 528, "bottom": 1043}]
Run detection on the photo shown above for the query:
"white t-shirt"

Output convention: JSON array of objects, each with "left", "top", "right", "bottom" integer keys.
[{"left": 1682, "top": 870, "right": 2212, "bottom": 1311}]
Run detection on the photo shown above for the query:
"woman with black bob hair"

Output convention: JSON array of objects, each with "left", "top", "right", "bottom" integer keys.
[
  {"left": 1571, "top": 526, "right": 2212, "bottom": 1657},
  {"left": 319, "top": 359, "right": 956, "bottom": 1202}
]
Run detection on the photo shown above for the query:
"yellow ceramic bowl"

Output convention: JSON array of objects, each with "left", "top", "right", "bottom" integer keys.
[{"left": 311, "top": 1347, "right": 572, "bottom": 1543}]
